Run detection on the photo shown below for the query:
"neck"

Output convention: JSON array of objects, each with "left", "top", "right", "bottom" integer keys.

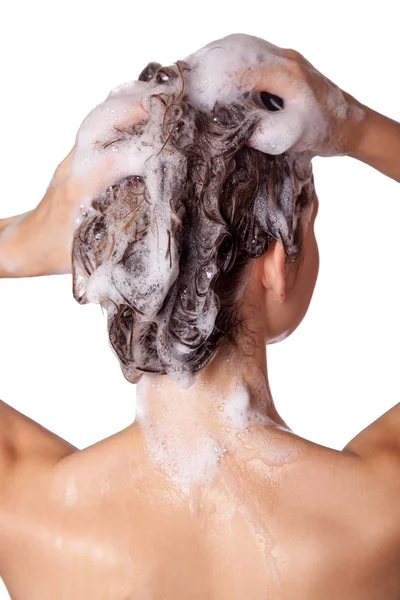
[{"left": 133, "top": 338, "right": 287, "bottom": 491}]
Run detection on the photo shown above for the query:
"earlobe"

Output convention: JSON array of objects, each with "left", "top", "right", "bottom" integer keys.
[{"left": 261, "top": 240, "right": 286, "bottom": 303}]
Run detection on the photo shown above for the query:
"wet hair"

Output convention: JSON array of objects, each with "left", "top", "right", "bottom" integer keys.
[{"left": 72, "top": 62, "right": 314, "bottom": 385}]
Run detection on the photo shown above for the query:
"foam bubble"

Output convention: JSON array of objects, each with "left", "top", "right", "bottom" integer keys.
[
  {"left": 183, "top": 33, "right": 357, "bottom": 156},
  {"left": 183, "top": 34, "right": 285, "bottom": 111}
]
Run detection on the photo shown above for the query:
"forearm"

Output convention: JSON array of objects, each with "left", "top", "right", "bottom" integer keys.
[
  {"left": 347, "top": 100, "right": 400, "bottom": 183},
  {"left": 0, "top": 218, "right": 14, "bottom": 277},
  {"left": 0, "top": 192, "right": 72, "bottom": 278}
]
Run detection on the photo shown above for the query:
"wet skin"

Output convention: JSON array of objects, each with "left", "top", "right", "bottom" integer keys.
[{"left": 0, "top": 399, "right": 400, "bottom": 600}]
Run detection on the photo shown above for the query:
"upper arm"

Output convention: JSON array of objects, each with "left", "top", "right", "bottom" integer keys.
[
  {"left": 0, "top": 399, "right": 77, "bottom": 478},
  {"left": 345, "top": 404, "right": 400, "bottom": 536},
  {"left": 344, "top": 403, "right": 400, "bottom": 459}
]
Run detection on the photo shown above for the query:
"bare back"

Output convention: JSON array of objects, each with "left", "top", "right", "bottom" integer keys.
[{"left": 1, "top": 401, "right": 399, "bottom": 600}]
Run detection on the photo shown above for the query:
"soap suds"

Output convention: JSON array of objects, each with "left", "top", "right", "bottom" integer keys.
[
  {"left": 68, "top": 33, "right": 355, "bottom": 388},
  {"left": 70, "top": 41, "right": 315, "bottom": 386},
  {"left": 183, "top": 33, "right": 362, "bottom": 156},
  {"left": 135, "top": 373, "right": 299, "bottom": 493},
  {"left": 183, "top": 34, "right": 314, "bottom": 155}
]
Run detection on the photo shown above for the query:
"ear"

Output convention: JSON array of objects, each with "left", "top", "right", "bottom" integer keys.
[{"left": 261, "top": 240, "right": 286, "bottom": 303}]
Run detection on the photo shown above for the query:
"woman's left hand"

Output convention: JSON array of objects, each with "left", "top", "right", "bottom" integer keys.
[{"left": 238, "top": 46, "right": 365, "bottom": 158}]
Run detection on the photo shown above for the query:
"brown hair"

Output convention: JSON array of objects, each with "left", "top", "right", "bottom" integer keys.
[{"left": 72, "top": 62, "right": 314, "bottom": 384}]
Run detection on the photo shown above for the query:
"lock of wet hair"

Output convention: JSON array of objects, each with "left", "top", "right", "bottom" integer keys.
[{"left": 71, "top": 58, "right": 314, "bottom": 388}]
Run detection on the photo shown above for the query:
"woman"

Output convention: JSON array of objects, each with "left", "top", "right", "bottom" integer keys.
[{"left": 0, "top": 34, "right": 399, "bottom": 599}]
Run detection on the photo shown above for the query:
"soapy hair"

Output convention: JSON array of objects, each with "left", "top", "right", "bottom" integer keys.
[{"left": 72, "top": 61, "right": 314, "bottom": 385}]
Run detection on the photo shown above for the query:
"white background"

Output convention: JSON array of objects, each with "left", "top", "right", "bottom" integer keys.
[{"left": 0, "top": 0, "right": 399, "bottom": 596}]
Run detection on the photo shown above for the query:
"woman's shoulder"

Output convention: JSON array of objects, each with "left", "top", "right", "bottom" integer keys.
[{"left": 254, "top": 417, "right": 400, "bottom": 542}]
